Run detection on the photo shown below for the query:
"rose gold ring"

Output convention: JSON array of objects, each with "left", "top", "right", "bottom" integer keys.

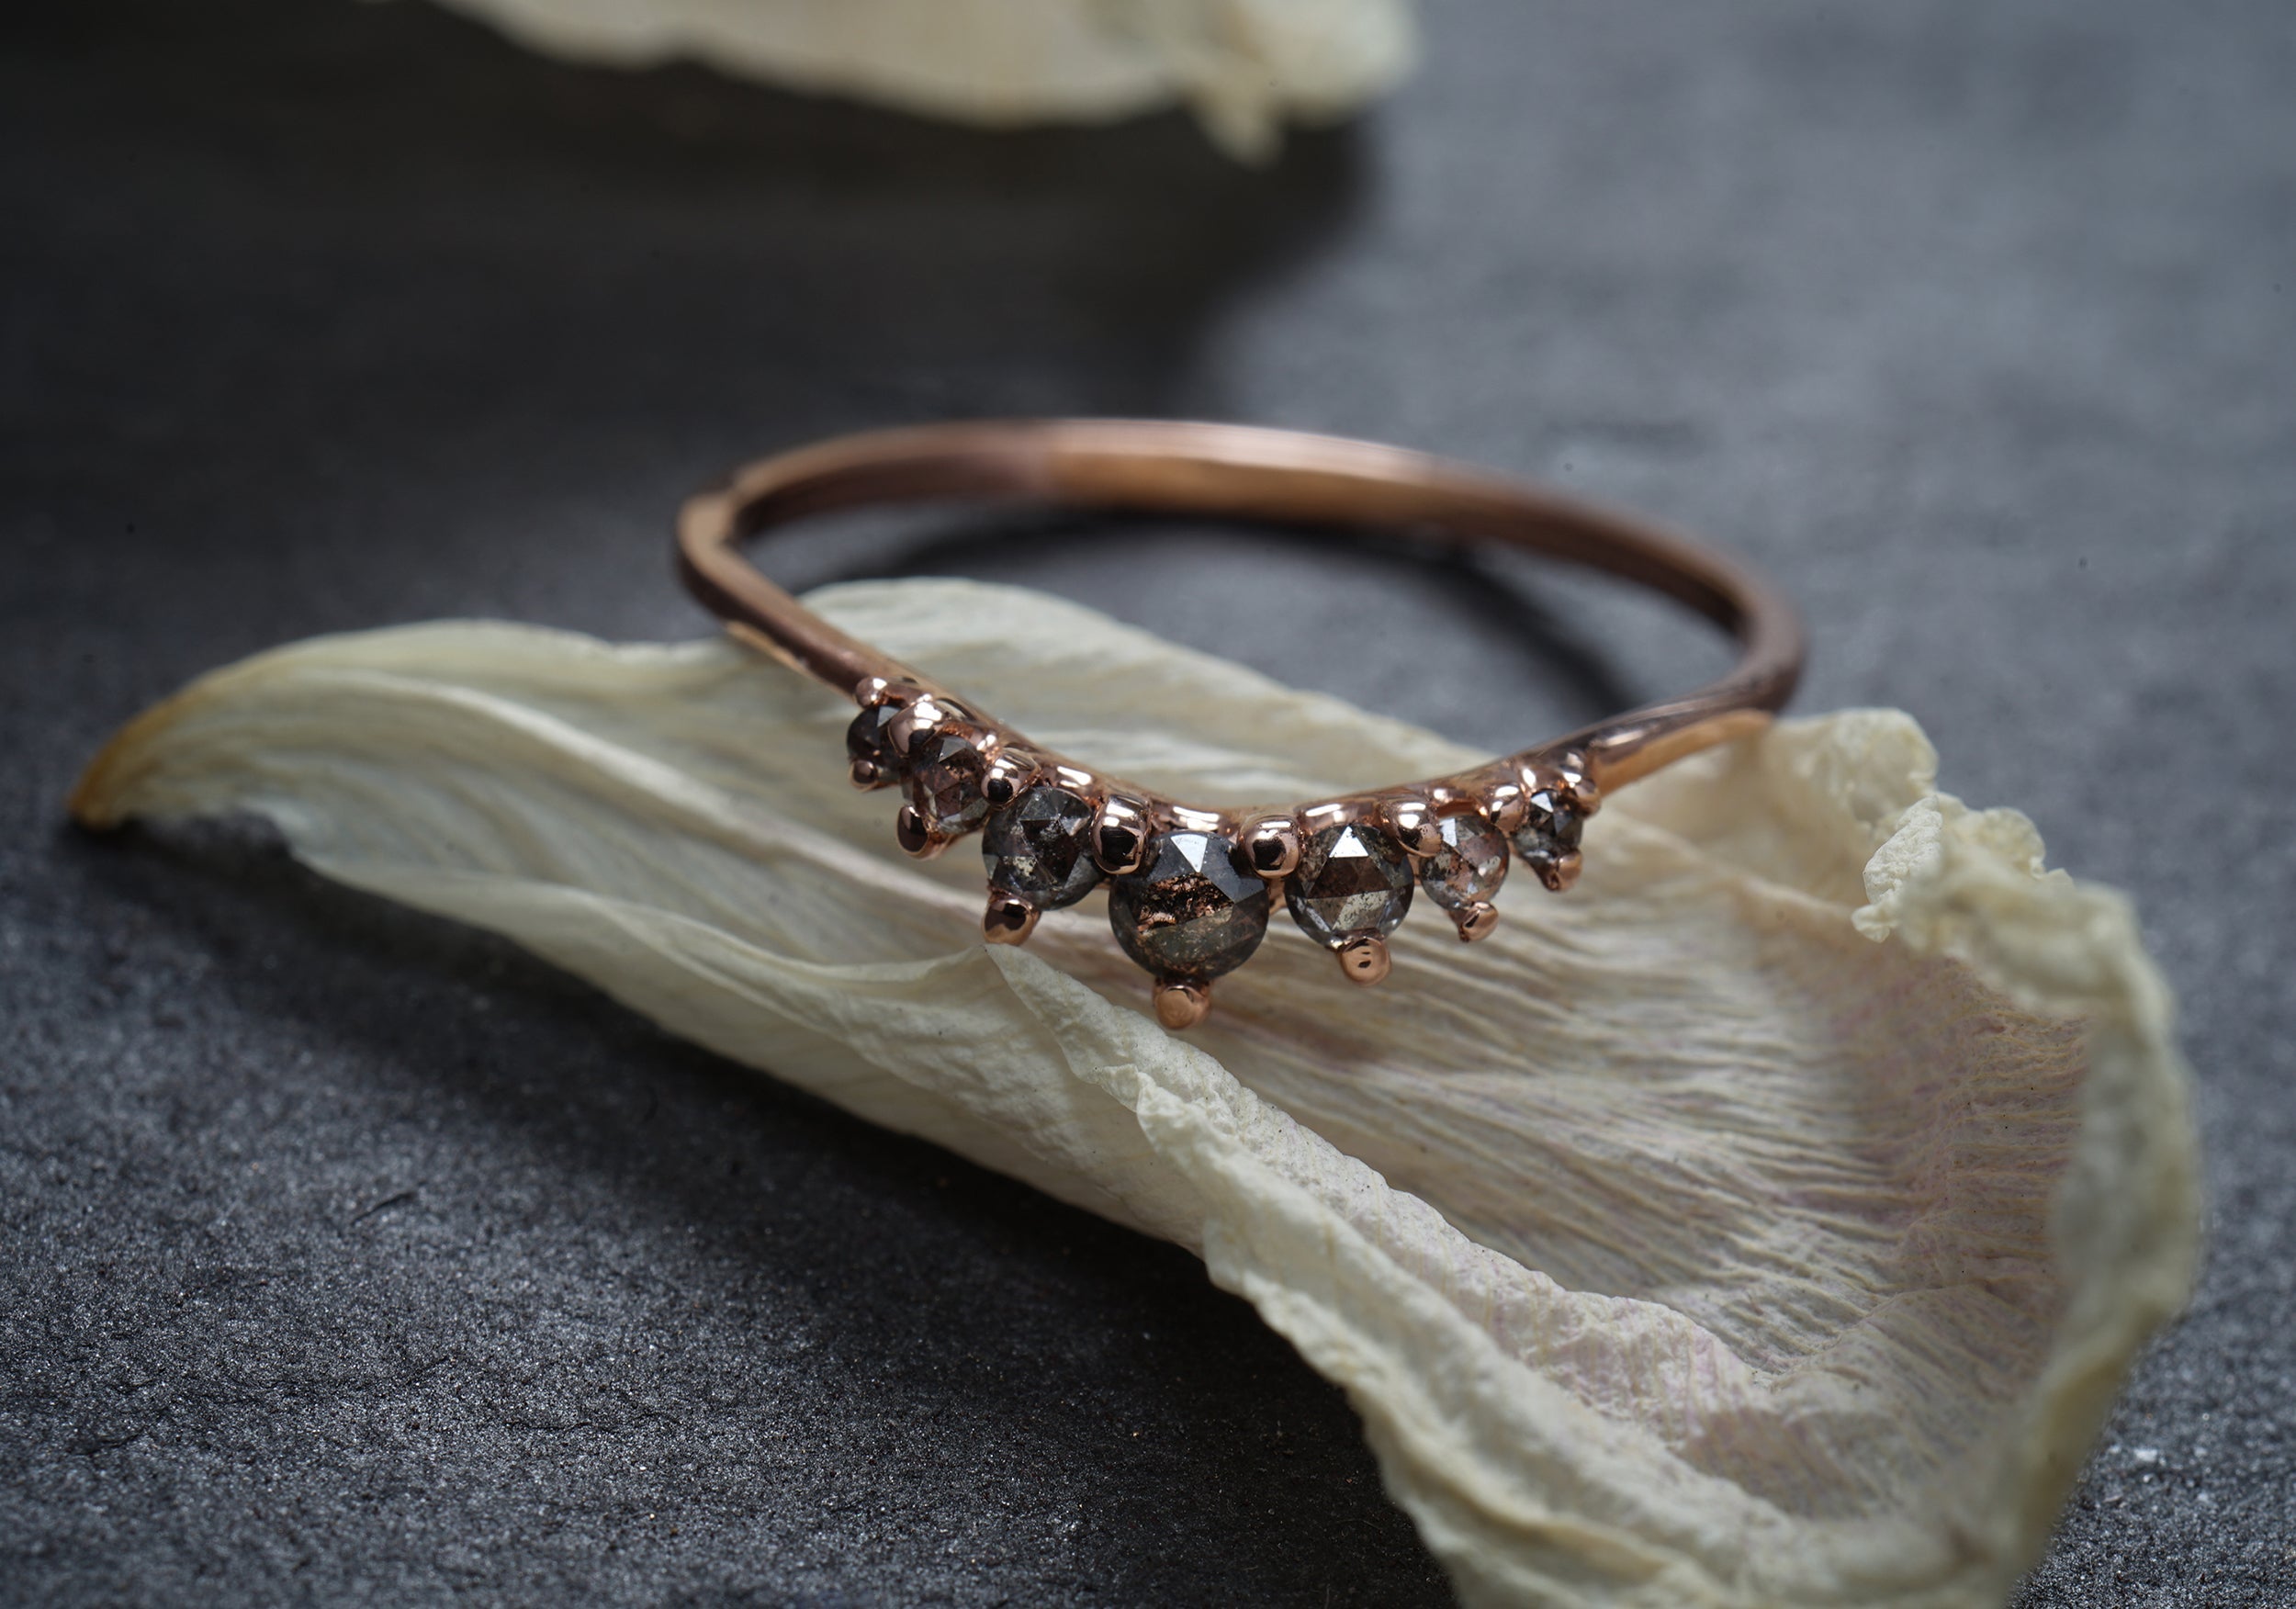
[{"left": 678, "top": 420, "right": 1803, "bottom": 1030}]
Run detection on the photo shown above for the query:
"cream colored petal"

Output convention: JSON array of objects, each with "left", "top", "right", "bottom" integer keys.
[
  {"left": 405, "top": 0, "right": 1417, "bottom": 160},
  {"left": 72, "top": 578, "right": 2197, "bottom": 1607}
]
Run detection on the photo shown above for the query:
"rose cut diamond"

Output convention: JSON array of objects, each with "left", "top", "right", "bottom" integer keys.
[
  {"left": 904, "top": 730, "right": 992, "bottom": 838},
  {"left": 982, "top": 785, "right": 1102, "bottom": 910},
  {"left": 1108, "top": 830, "right": 1271, "bottom": 982},
  {"left": 1512, "top": 787, "right": 1583, "bottom": 885},
  {"left": 1419, "top": 811, "right": 1508, "bottom": 910},
  {"left": 1285, "top": 822, "right": 1412, "bottom": 948},
  {"left": 845, "top": 702, "right": 901, "bottom": 779}
]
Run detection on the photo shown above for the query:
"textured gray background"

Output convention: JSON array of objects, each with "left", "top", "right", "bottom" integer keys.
[{"left": 3, "top": 0, "right": 2290, "bottom": 1603}]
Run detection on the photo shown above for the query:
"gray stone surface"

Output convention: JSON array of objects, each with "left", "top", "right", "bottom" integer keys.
[{"left": 3, "top": 0, "right": 2290, "bottom": 1603}]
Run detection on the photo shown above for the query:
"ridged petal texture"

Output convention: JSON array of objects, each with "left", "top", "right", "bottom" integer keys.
[
  {"left": 72, "top": 579, "right": 2198, "bottom": 1609},
  {"left": 417, "top": 0, "right": 1417, "bottom": 159}
]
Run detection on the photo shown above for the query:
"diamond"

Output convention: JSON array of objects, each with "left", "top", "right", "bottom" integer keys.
[
  {"left": 1109, "top": 830, "right": 1271, "bottom": 982},
  {"left": 1512, "top": 788, "right": 1583, "bottom": 886},
  {"left": 904, "top": 730, "right": 991, "bottom": 838},
  {"left": 1419, "top": 811, "right": 1508, "bottom": 911},
  {"left": 1512, "top": 789, "right": 1582, "bottom": 858},
  {"left": 982, "top": 786, "right": 1103, "bottom": 911},
  {"left": 1285, "top": 822, "right": 1412, "bottom": 948},
  {"left": 846, "top": 702, "right": 901, "bottom": 776}
]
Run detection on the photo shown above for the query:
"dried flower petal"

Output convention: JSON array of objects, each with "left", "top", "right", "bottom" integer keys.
[
  {"left": 72, "top": 579, "right": 2198, "bottom": 1607},
  {"left": 422, "top": 0, "right": 1418, "bottom": 160}
]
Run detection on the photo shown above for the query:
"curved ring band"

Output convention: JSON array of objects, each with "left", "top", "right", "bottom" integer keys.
[{"left": 678, "top": 420, "right": 1803, "bottom": 1029}]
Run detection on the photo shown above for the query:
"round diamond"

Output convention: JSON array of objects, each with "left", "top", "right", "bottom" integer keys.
[
  {"left": 1512, "top": 788, "right": 1583, "bottom": 861},
  {"left": 904, "top": 731, "right": 991, "bottom": 838},
  {"left": 982, "top": 785, "right": 1102, "bottom": 911},
  {"left": 1419, "top": 811, "right": 1508, "bottom": 911},
  {"left": 1109, "top": 830, "right": 1271, "bottom": 983},
  {"left": 846, "top": 702, "right": 901, "bottom": 772},
  {"left": 1285, "top": 822, "right": 1412, "bottom": 948}
]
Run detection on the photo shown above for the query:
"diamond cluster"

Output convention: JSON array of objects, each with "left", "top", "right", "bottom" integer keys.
[{"left": 844, "top": 679, "right": 1597, "bottom": 1029}]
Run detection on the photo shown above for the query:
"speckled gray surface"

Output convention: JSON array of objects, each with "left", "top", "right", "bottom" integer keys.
[{"left": 3, "top": 1, "right": 2290, "bottom": 1603}]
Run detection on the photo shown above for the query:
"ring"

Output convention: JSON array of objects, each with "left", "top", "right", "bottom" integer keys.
[{"left": 678, "top": 421, "right": 1804, "bottom": 1029}]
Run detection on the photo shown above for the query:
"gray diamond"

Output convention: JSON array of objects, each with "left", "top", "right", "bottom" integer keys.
[
  {"left": 905, "top": 731, "right": 990, "bottom": 837},
  {"left": 1285, "top": 822, "right": 1412, "bottom": 947},
  {"left": 1109, "top": 830, "right": 1270, "bottom": 982},
  {"left": 1511, "top": 789, "right": 1582, "bottom": 860},
  {"left": 983, "top": 786, "right": 1102, "bottom": 911},
  {"left": 1420, "top": 811, "right": 1508, "bottom": 911},
  {"left": 846, "top": 702, "right": 900, "bottom": 772}
]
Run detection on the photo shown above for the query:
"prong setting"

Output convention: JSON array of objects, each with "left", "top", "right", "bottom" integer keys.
[
  {"left": 1153, "top": 979, "right": 1210, "bottom": 1031},
  {"left": 1552, "top": 748, "right": 1601, "bottom": 816},
  {"left": 983, "top": 891, "right": 1039, "bottom": 945},
  {"left": 1336, "top": 934, "right": 1391, "bottom": 985},
  {"left": 983, "top": 750, "right": 1038, "bottom": 810},
  {"left": 1452, "top": 900, "right": 1500, "bottom": 941},
  {"left": 1486, "top": 779, "right": 1528, "bottom": 837},
  {"left": 1385, "top": 798, "right": 1442, "bottom": 861},
  {"left": 852, "top": 676, "right": 915, "bottom": 709},
  {"left": 887, "top": 692, "right": 970, "bottom": 760},
  {"left": 1528, "top": 847, "right": 1583, "bottom": 892},
  {"left": 1093, "top": 796, "right": 1153, "bottom": 876},
  {"left": 895, "top": 803, "right": 943, "bottom": 858},
  {"left": 1239, "top": 815, "right": 1301, "bottom": 880}
]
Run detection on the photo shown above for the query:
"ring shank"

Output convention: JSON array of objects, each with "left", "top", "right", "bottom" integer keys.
[{"left": 677, "top": 420, "right": 1802, "bottom": 791}]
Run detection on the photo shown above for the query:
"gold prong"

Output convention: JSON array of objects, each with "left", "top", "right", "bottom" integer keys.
[
  {"left": 1238, "top": 815, "right": 1301, "bottom": 880},
  {"left": 1335, "top": 933, "right": 1391, "bottom": 985},
  {"left": 1384, "top": 799, "right": 1441, "bottom": 860},
  {"left": 887, "top": 692, "right": 966, "bottom": 759},
  {"left": 1552, "top": 748, "right": 1600, "bottom": 816},
  {"left": 895, "top": 804, "right": 945, "bottom": 859},
  {"left": 852, "top": 676, "right": 911, "bottom": 709},
  {"left": 1526, "top": 848, "right": 1582, "bottom": 892},
  {"left": 983, "top": 891, "right": 1039, "bottom": 945},
  {"left": 1154, "top": 979, "right": 1210, "bottom": 1030},
  {"left": 1093, "top": 796, "right": 1152, "bottom": 876},
  {"left": 1452, "top": 900, "right": 1500, "bottom": 942},
  {"left": 849, "top": 758, "right": 893, "bottom": 791},
  {"left": 1486, "top": 780, "right": 1527, "bottom": 836},
  {"left": 983, "top": 751, "right": 1038, "bottom": 811}
]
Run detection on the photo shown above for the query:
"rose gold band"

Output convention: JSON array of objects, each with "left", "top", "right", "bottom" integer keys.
[{"left": 677, "top": 420, "right": 1803, "bottom": 1027}]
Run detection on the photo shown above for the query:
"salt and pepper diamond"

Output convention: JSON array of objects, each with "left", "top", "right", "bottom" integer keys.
[
  {"left": 1286, "top": 821, "right": 1413, "bottom": 948},
  {"left": 1512, "top": 788, "right": 1584, "bottom": 890},
  {"left": 904, "top": 730, "right": 993, "bottom": 838},
  {"left": 1419, "top": 810, "right": 1509, "bottom": 935},
  {"left": 1108, "top": 830, "right": 1271, "bottom": 983},
  {"left": 845, "top": 701, "right": 902, "bottom": 788},
  {"left": 983, "top": 786, "right": 1102, "bottom": 911}
]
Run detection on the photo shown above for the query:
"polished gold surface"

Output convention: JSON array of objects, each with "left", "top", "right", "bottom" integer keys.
[
  {"left": 1452, "top": 900, "right": 1501, "bottom": 942},
  {"left": 1239, "top": 816, "right": 1303, "bottom": 880},
  {"left": 982, "top": 750, "right": 1038, "bottom": 811},
  {"left": 982, "top": 892, "right": 1039, "bottom": 946},
  {"left": 1532, "top": 849, "right": 1583, "bottom": 893},
  {"left": 1091, "top": 795, "right": 1153, "bottom": 877},
  {"left": 1383, "top": 798, "right": 1442, "bottom": 861},
  {"left": 893, "top": 804, "right": 940, "bottom": 859},
  {"left": 1153, "top": 979, "right": 1211, "bottom": 1030},
  {"left": 1336, "top": 934, "right": 1392, "bottom": 986}
]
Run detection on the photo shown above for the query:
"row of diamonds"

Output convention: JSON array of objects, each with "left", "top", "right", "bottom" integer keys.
[{"left": 843, "top": 679, "right": 1595, "bottom": 1029}]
